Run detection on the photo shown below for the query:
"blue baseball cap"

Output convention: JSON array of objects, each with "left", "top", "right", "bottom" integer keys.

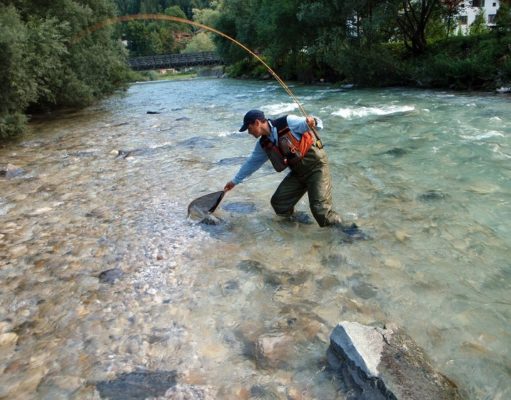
[{"left": 239, "top": 109, "right": 265, "bottom": 132}]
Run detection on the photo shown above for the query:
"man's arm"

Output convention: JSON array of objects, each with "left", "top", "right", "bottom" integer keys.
[
  {"left": 224, "top": 142, "right": 268, "bottom": 191},
  {"left": 287, "top": 114, "right": 324, "bottom": 136}
]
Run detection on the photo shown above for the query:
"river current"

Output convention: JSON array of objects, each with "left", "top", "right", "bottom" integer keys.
[{"left": 0, "top": 78, "right": 510, "bottom": 399}]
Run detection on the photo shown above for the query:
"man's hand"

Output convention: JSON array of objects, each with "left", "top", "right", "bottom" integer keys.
[
  {"left": 224, "top": 181, "right": 236, "bottom": 192},
  {"left": 306, "top": 116, "right": 316, "bottom": 129}
]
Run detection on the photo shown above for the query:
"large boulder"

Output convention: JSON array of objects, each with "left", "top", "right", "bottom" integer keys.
[{"left": 328, "top": 321, "right": 462, "bottom": 400}]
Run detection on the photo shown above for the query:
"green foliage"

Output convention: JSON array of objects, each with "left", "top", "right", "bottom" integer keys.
[
  {"left": 414, "top": 33, "right": 511, "bottom": 89},
  {"left": 495, "top": 3, "right": 511, "bottom": 35},
  {"left": 0, "top": 0, "right": 131, "bottom": 141},
  {"left": 182, "top": 31, "right": 215, "bottom": 53},
  {"left": 0, "top": 4, "right": 66, "bottom": 138},
  {"left": 120, "top": 4, "right": 191, "bottom": 56}
]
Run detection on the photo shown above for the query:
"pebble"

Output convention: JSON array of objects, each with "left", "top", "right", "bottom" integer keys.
[
  {"left": 0, "top": 332, "right": 18, "bottom": 347},
  {"left": 28, "top": 207, "right": 53, "bottom": 216},
  {"left": 9, "top": 245, "right": 27, "bottom": 258},
  {"left": 395, "top": 230, "right": 410, "bottom": 242},
  {"left": 384, "top": 257, "right": 403, "bottom": 269},
  {"left": 255, "top": 332, "right": 293, "bottom": 368},
  {"left": 0, "top": 321, "right": 14, "bottom": 333}
]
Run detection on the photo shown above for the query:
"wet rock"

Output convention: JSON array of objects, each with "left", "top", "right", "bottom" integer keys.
[
  {"left": 0, "top": 164, "right": 25, "bottom": 178},
  {"left": 316, "top": 275, "right": 341, "bottom": 290},
  {"left": 321, "top": 253, "right": 347, "bottom": 267},
  {"left": 221, "top": 279, "right": 240, "bottom": 295},
  {"left": 216, "top": 156, "right": 247, "bottom": 166},
  {"left": 255, "top": 332, "right": 293, "bottom": 369},
  {"left": 0, "top": 332, "right": 18, "bottom": 347},
  {"left": 147, "top": 111, "right": 161, "bottom": 114},
  {"left": 351, "top": 281, "right": 377, "bottom": 299},
  {"left": 98, "top": 268, "right": 124, "bottom": 285},
  {"left": 222, "top": 202, "right": 256, "bottom": 214},
  {"left": 68, "top": 150, "right": 96, "bottom": 158},
  {"left": 418, "top": 190, "right": 448, "bottom": 202},
  {"left": 237, "top": 259, "right": 265, "bottom": 274},
  {"left": 161, "top": 384, "right": 216, "bottom": 399},
  {"left": 394, "top": 230, "right": 410, "bottom": 242},
  {"left": 249, "top": 384, "right": 280, "bottom": 399},
  {"left": 177, "top": 137, "right": 215, "bottom": 149},
  {"left": 348, "top": 274, "right": 377, "bottom": 299},
  {"left": 0, "top": 320, "right": 14, "bottom": 333},
  {"left": 328, "top": 322, "right": 462, "bottom": 400},
  {"left": 95, "top": 369, "right": 177, "bottom": 400},
  {"left": 114, "top": 149, "right": 138, "bottom": 159},
  {"left": 380, "top": 148, "right": 408, "bottom": 157},
  {"left": 0, "top": 366, "right": 47, "bottom": 399}
]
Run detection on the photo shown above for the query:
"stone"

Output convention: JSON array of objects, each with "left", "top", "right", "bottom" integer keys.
[
  {"left": 0, "top": 332, "right": 18, "bottom": 347},
  {"left": 95, "top": 369, "right": 177, "bottom": 400},
  {"left": 98, "top": 268, "right": 124, "bottom": 285},
  {"left": 161, "top": 384, "right": 216, "bottom": 400},
  {"left": 0, "top": 164, "right": 25, "bottom": 178},
  {"left": 255, "top": 332, "right": 293, "bottom": 369},
  {"left": 328, "top": 321, "right": 462, "bottom": 400}
]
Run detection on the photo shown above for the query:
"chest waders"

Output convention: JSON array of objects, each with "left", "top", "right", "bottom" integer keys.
[{"left": 260, "top": 116, "right": 342, "bottom": 227}]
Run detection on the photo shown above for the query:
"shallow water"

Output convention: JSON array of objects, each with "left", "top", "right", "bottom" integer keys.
[{"left": 0, "top": 79, "right": 510, "bottom": 399}]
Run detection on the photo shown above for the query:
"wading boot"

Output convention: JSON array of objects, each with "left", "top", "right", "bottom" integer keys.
[{"left": 334, "top": 222, "right": 368, "bottom": 241}]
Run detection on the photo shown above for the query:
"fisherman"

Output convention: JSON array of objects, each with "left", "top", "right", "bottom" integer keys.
[{"left": 224, "top": 109, "right": 360, "bottom": 233}]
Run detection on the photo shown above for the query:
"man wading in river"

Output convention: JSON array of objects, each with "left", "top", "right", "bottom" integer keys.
[{"left": 224, "top": 110, "right": 362, "bottom": 236}]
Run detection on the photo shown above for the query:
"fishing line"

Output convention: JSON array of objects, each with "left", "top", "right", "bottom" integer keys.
[{"left": 73, "top": 13, "right": 310, "bottom": 119}]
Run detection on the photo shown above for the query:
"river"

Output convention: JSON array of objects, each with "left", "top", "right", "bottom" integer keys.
[{"left": 0, "top": 78, "right": 510, "bottom": 399}]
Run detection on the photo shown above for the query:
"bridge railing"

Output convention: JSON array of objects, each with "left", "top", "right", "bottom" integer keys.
[{"left": 128, "top": 51, "right": 223, "bottom": 71}]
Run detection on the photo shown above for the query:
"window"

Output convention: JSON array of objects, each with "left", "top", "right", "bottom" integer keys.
[
  {"left": 472, "top": 0, "right": 485, "bottom": 7},
  {"left": 488, "top": 14, "right": 497, "bottom": 23},
  {"left": 458, "top": 15, "right": 468, "bottom": 24}
]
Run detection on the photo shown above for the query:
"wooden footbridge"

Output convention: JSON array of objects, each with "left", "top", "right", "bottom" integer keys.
[{"left": 128, "top": 51, "right": 223, "bottom": 71}]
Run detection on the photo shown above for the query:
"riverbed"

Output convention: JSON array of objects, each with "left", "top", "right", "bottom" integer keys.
[{"left": 0, "top": 78, "right": 510, "bottom": 399}]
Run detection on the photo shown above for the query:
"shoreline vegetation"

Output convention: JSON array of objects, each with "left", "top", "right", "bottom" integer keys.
[{"left": 1, "top": 0, "right": 510, "bottom": 142}]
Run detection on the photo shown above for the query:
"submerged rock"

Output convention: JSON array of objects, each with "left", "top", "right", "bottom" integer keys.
[
  {"left": 98, "top": 268, "right": 124, "bottom": 285},
  {"left": 380, "top": 148, "right": 408, "bottom": 157},
  {"left": 95, "top": 370, "right": 177, "bottom": 400},
  {"left": 216, "top": 156, "right": 247, "bottom": 166},
  {"left": 255, "top": 332, "right": 293, "bottom": 369},
  {"left": 0, "top": 164, "right": 25, "bottom": 178},
  {"left": 177, "top": 137, "right": 215, "bottom": 149},
  {"left": 328, "top": 322, "right": 462, "bottom": 400},
  {"left": 418, "top": 190, "right": 448, "bottom": 202}
]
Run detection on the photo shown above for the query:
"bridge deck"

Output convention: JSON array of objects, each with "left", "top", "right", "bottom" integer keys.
[{"left": 128, "top": 51, "right": 223, "bottom": 71}]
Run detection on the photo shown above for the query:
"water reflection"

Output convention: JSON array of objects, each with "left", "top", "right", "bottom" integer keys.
[{"left": 0, "top": 79, "right": 510, "bottom": 399}]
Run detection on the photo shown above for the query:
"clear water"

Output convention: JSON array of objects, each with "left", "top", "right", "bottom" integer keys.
[{"left": 0, "top": 78, "right": 510, "bottom": 399}]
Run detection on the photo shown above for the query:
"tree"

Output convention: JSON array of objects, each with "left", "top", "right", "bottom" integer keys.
[
  {"left": 396, "top": 0, "right": 442, "bottom": 55},
  {"left": 0, "top": 0, "right": 131, "bottom": 140}
]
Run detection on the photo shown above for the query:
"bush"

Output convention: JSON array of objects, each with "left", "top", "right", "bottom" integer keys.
[{"left": 414, "top": 33, "right": 511, "bottom": 89}]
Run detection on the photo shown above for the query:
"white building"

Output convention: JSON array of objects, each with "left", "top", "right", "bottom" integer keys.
[{"left": 458, "top": 0, "right": 501, "bottom": 32}]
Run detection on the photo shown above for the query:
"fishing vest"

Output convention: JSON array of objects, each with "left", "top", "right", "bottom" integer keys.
[{"left": 259, "top": 116, "right": 322, "bottom": 172}]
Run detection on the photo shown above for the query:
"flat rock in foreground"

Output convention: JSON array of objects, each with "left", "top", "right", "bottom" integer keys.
[{"left": 328, "top": 321, "right": 462, "bottom": 400}]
